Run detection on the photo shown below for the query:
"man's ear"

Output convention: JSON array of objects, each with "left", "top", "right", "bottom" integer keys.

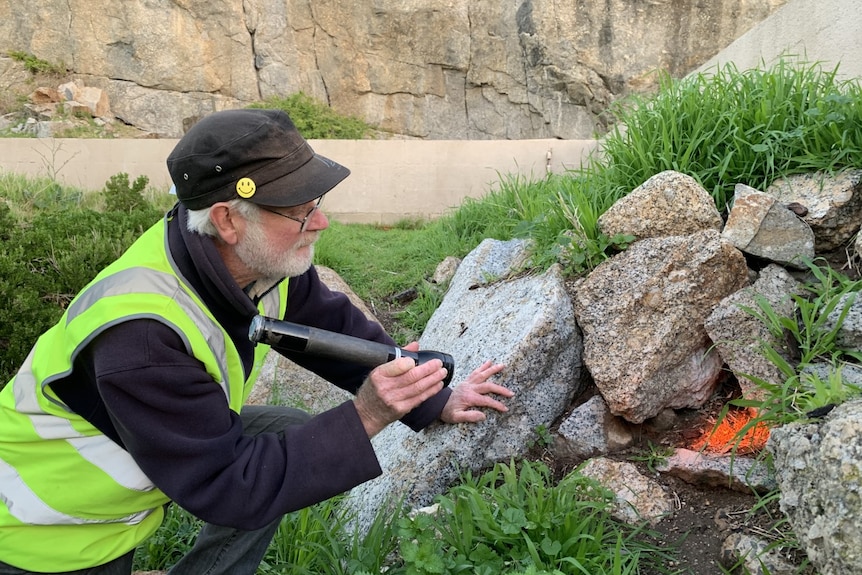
[{"left": 208, "top": 202, "right": 242, "bottom": 245}]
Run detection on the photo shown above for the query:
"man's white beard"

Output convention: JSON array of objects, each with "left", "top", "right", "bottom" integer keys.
[{"left": 235, "top": 218, "right": 315, "bottom": 282}]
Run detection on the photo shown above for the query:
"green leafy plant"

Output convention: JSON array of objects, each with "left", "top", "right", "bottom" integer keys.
[
  {"left": 553, "top": 229, "right": 635, "bottom": 276},
  {"left": 799, "top": 365, "right": 862, "bottom": 413},
  {"left": 628, "top": 441, "right": 675, "bottom": 475},
  {"left": 732, "top": 259, "right": 862, "bottom": 429},
  {"left": 394, "top": 460, "right": 678, "bottom": 575},
  {"left": 528, "top": 424, "right": 554, "bottom": 449},
  {"left": 6, "top": 50, "right": 65, "bottom": 75}
]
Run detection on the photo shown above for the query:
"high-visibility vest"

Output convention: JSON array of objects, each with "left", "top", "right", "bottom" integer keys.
[{"left": 0, "top": 214, "right": 286, "bottom": 571}]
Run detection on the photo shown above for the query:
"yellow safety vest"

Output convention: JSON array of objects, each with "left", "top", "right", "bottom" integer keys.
[{"left": 0, "top": 214, "right": 286, "bottom": 571}]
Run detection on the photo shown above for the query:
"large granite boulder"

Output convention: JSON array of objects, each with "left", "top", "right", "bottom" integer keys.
[
  {"left": 573, "top": 229, "right": 749, "bottom": 423},
  {"left": 340, "top": 238, "right": 585, "bottom": 533}
]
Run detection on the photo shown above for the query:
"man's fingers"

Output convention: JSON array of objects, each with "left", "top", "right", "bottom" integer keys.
[
  {"left": 355, "top": 358, "right": 447, "bottom": 437},
  {"left": 465, "top": 362, "right": 506, "bottom": 385},
  {"left": 447, "top": 410, "right": 487, "bottom": 424},
  {"left": 465, "top": 391, "right": 509, "bottom": 413},
  {"left": 469, "top": 381, "right": 514, "bottom": 398},
  {"left": 368, "top": 357, "right": 447, "bottom": 408},
  {"left": 405, "top": 368, "right": 447, "bottom": 402},
  {"left": 374, "top": 356, "right": 421, "bottom": 378}
]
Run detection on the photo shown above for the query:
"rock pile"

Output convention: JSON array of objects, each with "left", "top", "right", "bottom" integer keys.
[
  {"left": 3, "top": 79, "right": 146, "bottom": 138},
  {"left": 259, "top": 168, "right": 862, "bottom": 574}
]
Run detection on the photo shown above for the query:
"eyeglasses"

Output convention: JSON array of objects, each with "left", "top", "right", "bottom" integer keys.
[{"left": 258, "top": 195, "right": 325, "bottom": 232}]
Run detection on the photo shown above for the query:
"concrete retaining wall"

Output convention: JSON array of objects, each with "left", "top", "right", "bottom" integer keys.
[
  {"left": 697, "top": 0, "right": 861, "bottom": 80},
  {"left": 0, "top": 138, "right": 599, "bottom": 224}
]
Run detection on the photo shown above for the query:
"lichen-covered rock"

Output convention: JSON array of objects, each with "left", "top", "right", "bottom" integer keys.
[{"left": 768, "top": 398, "right": 862, "bottom": 575}]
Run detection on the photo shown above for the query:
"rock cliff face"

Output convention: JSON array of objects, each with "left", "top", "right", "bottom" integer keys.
[{"left": 0, "top": 0, "right": 786, "bottom": 138}]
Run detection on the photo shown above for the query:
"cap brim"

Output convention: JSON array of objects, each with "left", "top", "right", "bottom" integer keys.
[{"left": 253, "top": 153, "right": 350, "bottom": 207}]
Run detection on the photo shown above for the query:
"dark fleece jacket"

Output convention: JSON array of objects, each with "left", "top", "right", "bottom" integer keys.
[{"left": 52, "top": 204, "right": 451, "bottom": 529}]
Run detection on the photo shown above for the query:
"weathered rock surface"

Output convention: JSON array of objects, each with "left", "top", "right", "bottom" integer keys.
[
  {"left": 720, "top": 531, "right": 798, "bottom": 575},
  {"left": 768, "top": 398, "right": 862, "bottom": 575},
  {"left": 721, "top": 183, "right": 815, "bottom": 268},
  {"left": 340, "top": 238, "right": 585, "bottom": 533},
  {"left": 704, "top": 264, "right": 801, "bottom": 401},
  {"left": 556, "top": 394, "right": 634, "bottom": 460},
  {"left": 0, "top": 0, "right": 786, "bottom": 138},
  {"left": 824, "top": 291, "right": 862, "bottom": 351},
  {"left": 578, "top": 457, "right": 673, "bottom": 526},
  {"left": 657, "top": 448, "right": 776, "bottom": 494},
  {"left": 598, "top": 170, "right": 723, "bottom": 240},
  {"left": 767, "top": 169, "right": 862, "bottom": 252},
  {"left": 573, "top": 229, "right": 749, "bottom": 423}
]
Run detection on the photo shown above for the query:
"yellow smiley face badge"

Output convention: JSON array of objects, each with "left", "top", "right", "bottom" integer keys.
[{"left": 236, "top": 177, "right": 256, "bottom": 198}]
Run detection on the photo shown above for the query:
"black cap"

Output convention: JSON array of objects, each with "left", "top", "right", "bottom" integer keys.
[{"left": 167, "top": 109, "right": 350, "bottom": 210}]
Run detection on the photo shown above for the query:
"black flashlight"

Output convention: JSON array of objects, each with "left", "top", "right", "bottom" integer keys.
[{"left": 248, "top": 315, "right": 454, "bottom": 386}]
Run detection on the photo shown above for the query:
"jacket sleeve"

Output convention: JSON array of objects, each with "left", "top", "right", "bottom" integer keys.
[
  {"left": 92, "top": 319, "right": 383, "bottom": 530},
  {"left": 280, "top": 266, "right": 452, "bottom": 431}
]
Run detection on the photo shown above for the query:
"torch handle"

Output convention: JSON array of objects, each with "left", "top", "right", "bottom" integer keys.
[
  {"left": 249, "top": 315, "right": 395, "bottom": 366},
  {"left": 248, "top": 315, "right": 454, "bottom": 385}
]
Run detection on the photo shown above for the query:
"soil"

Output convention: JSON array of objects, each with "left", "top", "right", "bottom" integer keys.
[
  {"left": 546, "top": 414, "right": 811, "bottom": 575},
  {"left": 526, "top": 381, "right": 813, "bottom": 575}
]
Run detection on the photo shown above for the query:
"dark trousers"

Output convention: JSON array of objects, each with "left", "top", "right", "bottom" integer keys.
[{"left": 0, "top": 405, "right": 311, "bottom": 575}]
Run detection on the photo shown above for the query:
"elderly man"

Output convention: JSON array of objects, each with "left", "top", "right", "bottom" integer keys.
[{"left": 0, "top": 109, "right": 512, "bottom": 574}]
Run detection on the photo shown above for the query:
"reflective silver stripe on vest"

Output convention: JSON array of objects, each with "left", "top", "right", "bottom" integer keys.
[
  {"left": 68, "top": 435, "right": 156, "bottom": 492},
  {"left": 0, "top": 459, "right": 153, "bottom": 526},
  {"left": 66, "top": 266, "right": 231, "bottom": 401},
  {"left": 3, "top": 265, "right": 232, "bottom": 524},
  {"left": 11, "top": 347, "right": 39, "bottom": 415},
  {"left": 14, "top": 266, "right": 231, "bottom": 417}
]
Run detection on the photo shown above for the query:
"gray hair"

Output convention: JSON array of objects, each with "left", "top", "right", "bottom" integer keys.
[{"left": 185, "top": 199, "right": 262, "bottom": 237}]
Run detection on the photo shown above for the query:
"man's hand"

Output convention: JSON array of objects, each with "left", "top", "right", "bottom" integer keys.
[
  {"left": 441, "top": 361, "right": 512, "bottom": 424},
  {"left": 354, "top": 342, "right": 448, "bottom": 438}
]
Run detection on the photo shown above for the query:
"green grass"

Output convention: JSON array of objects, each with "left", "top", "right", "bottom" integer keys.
[
  {"left": 525, "top": 58, "right": 862, "bottom": 273},
  {"left": 727, "top": 258, "right": 862, "bottom": 430},
  {"left": 134, "top": 461, "right": 679, "bottom": 575}
]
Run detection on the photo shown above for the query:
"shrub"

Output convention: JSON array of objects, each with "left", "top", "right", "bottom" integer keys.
[
  {"left": 248, "top": 92, "right": 372, "bottom": 139},
  {"left": 5, "top": 50, "right": 65, "bottom": 75},
  {"left": 103, "top": 172, "right": 150, "bottom": 212},
  {"left": 0, "top": 181, "right": 162, "bottom": 386}
]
